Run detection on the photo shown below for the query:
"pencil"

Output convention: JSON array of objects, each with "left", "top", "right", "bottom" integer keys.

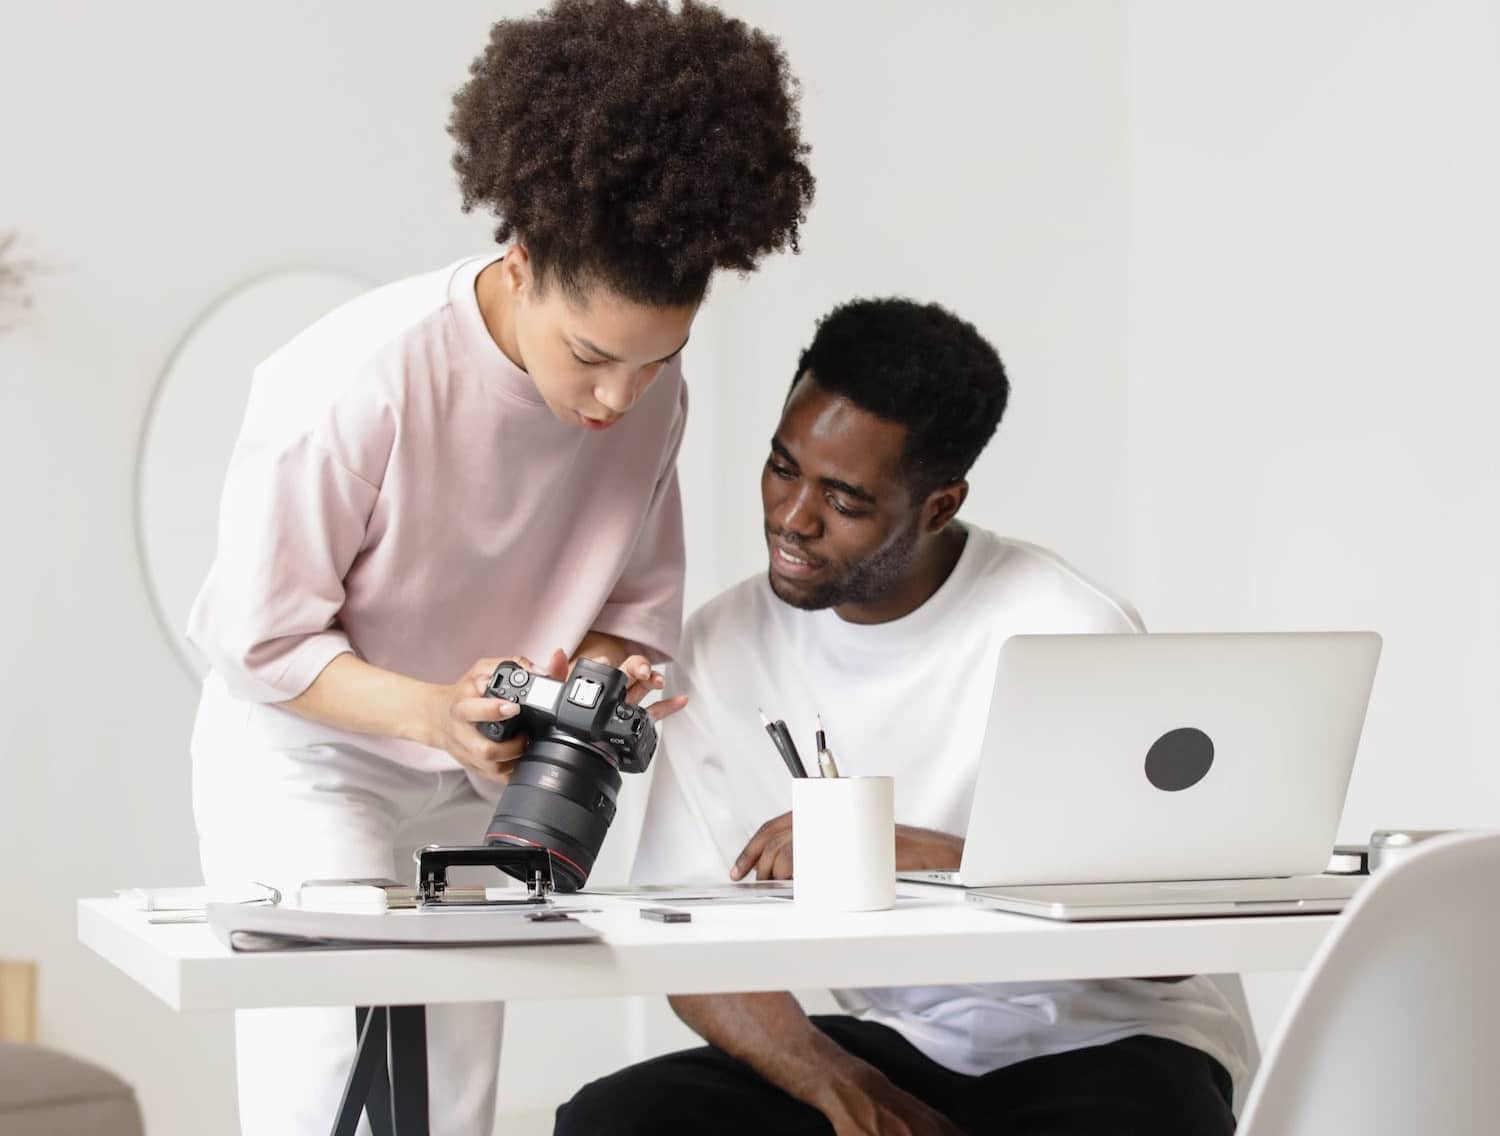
[{"left": 815, "top": 713, "right": 841, "bottom": 778}]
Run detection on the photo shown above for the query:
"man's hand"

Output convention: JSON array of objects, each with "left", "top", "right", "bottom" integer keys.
[
  {"left": 891, "top": 825, "right": 964, "bottom": 873},
  {"left": 815, "top": 1058, "right": 966, "bottom": 1136},
  {"left": 731, "top": 812, "right": 795, "bottom": 880},
  {"left": 669, "top": 993, "right": 964, "bottom": 1136},
  {"left": 731, "top": 813, "right": 964, "bottom": 881},
  {"left": 423, "top": 651, "right": 569, "bottom": 781}
]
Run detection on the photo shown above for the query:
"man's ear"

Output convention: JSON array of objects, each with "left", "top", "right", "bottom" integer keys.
[{"left": 922, "top": 480, "right": 969, "bottom": 533}]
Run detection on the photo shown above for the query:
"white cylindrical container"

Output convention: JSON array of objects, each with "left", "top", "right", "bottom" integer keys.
[
  {"left": 792, "top": 776, "right": 895, "bottom": 912},
  {"left": 1369, "top": 829, "right": 1462, "bottom": 872}
]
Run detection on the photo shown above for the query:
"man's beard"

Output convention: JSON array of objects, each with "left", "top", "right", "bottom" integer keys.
[{"left": 767, "top": 522, "right": 920, "bottom": 612}]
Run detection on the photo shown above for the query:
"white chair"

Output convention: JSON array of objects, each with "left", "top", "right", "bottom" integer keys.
[{"left": 1238, "top": 831, "right": 1500, "bottom": 1135}]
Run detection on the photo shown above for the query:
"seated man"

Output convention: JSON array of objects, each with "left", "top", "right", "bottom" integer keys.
[{"left": 557, "top": 299, "right": 1249, "bottom": 1136}]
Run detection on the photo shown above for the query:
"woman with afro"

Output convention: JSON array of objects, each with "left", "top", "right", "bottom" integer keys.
[{"left": 186, "top": 3, "right": 814, "bottom": 1132}]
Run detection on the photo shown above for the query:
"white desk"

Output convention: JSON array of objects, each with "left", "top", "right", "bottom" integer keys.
[{"left": 79, "top": 888, "right": 1337, "bottom": 1133}]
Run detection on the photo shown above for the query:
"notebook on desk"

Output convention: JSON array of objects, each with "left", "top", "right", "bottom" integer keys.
[
  {"left": 206, "top": 902, "right": 601, "bottom": 951},
  {"left": 581, "top": 881, "right": 793, "bottom": 904},
  {"left": 899, "top": 631, "right": 1382, "bottom": 920}
]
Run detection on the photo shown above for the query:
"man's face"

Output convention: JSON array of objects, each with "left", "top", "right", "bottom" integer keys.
[{"left": 761, "top": 375, "right": 924, "bottom": 612}]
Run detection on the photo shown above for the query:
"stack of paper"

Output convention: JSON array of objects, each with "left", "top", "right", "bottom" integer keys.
[{"left": 207, "top": 902, "right": 601, "bottom": 951}]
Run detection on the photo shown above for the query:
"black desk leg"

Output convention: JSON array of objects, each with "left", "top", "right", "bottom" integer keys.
[
  {"left": 333, "top": 1007, "right": 391, "bottom": 1136},
  {"left": 387, "top": 1006, "right": 430, "bottom": 1134},
  {"left": 333, "top": 1006, "right": 429, "bottom": 1135}
]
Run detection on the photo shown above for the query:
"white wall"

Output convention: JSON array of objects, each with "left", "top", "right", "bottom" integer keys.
[
  {"left": 1126, "top": 0, "right": 1500, "bottom": 1034},
  {"left": 688, "top": 0, "right": 1133, "bottom": 610},
  {"left": 3, "top": 2, "right": 1495, "bottom": 1134},
  {"left": 0, "top": 6, "right": 562, "bottom": 1134},
  {"left": 0, "top": 3, "right": 1130, "bottom": 1132}
]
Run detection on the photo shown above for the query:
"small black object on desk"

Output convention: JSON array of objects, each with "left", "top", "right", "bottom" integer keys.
[{"left": 640, "top": 906, "right": 692, "bottom": 923}]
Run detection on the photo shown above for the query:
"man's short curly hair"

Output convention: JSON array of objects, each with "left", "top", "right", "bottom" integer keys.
[
  {"left": 449, "top": 0, "right": 815, "bottom": 307},
  {"left": 794, "top": 299, "right": 1011, "bottom": 497}
]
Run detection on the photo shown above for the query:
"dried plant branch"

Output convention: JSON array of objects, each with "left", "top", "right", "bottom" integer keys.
[{"left": 0, "top": 232, "right": 40, "bottom": 331}]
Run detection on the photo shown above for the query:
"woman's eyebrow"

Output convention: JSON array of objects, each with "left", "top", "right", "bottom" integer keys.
[
  {"left": 572, "top": 335, "right": 621, "bottom": 362},
  {"left": 573, "top": 333, "right": 691, "bottom": 364}
]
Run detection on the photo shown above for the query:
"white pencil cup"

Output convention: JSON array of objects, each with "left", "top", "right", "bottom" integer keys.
[{"left": 792, "top": 776, "right": 895, "bottom": 912}]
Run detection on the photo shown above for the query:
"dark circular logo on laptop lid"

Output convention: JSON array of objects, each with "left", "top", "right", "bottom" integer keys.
[{"left": 1145, "top": 727, "right": 1214, "bottom": 791}]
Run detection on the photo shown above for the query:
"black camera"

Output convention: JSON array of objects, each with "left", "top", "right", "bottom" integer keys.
[{"left": 477, "top": 658, "right": 657, "bottom": 892}]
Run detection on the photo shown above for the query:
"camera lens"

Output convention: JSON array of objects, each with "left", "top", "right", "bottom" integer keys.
[{"left": 483, "top": 732, "right": 621, "bottom": 892}]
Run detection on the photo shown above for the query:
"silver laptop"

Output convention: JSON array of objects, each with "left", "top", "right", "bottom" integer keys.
[{"left": 899, "top": 632, "right": 1381, "bottom": 919}]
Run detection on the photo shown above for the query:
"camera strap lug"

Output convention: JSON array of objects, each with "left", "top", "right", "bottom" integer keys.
[{"left": 414, "top": 845, "right": 555, "bottom": 908}]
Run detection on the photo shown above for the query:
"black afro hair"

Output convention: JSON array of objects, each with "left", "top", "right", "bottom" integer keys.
[
  {"left": 794, "top": 298, "right": 1011, "bottom": 496},
  {"left": 449, "top": 0, "right": 815, "bottom": 307}
]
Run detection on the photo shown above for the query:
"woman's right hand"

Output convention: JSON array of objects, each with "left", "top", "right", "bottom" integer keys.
[{"left": 426, "top": 653, "right": 568, "bottom": 782}]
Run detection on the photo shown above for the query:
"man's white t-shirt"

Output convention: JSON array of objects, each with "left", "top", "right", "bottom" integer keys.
[{"left": 632, "top": 526, "right": 1251, "bottom": 1087}]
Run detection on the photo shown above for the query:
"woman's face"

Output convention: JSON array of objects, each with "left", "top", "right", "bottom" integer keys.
[{"left": 495, "top": 251, "right": 697, "bottom": 431}]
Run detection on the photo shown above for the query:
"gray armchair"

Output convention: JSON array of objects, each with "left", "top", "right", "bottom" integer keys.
[{"left": 0, "top": 1042, "right": 144, "bottom": 1136}]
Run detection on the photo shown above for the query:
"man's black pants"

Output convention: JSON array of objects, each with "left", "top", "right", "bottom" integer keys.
[{"left": 555, "top": 1015, "right": 1236, "bottom": 1135}]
